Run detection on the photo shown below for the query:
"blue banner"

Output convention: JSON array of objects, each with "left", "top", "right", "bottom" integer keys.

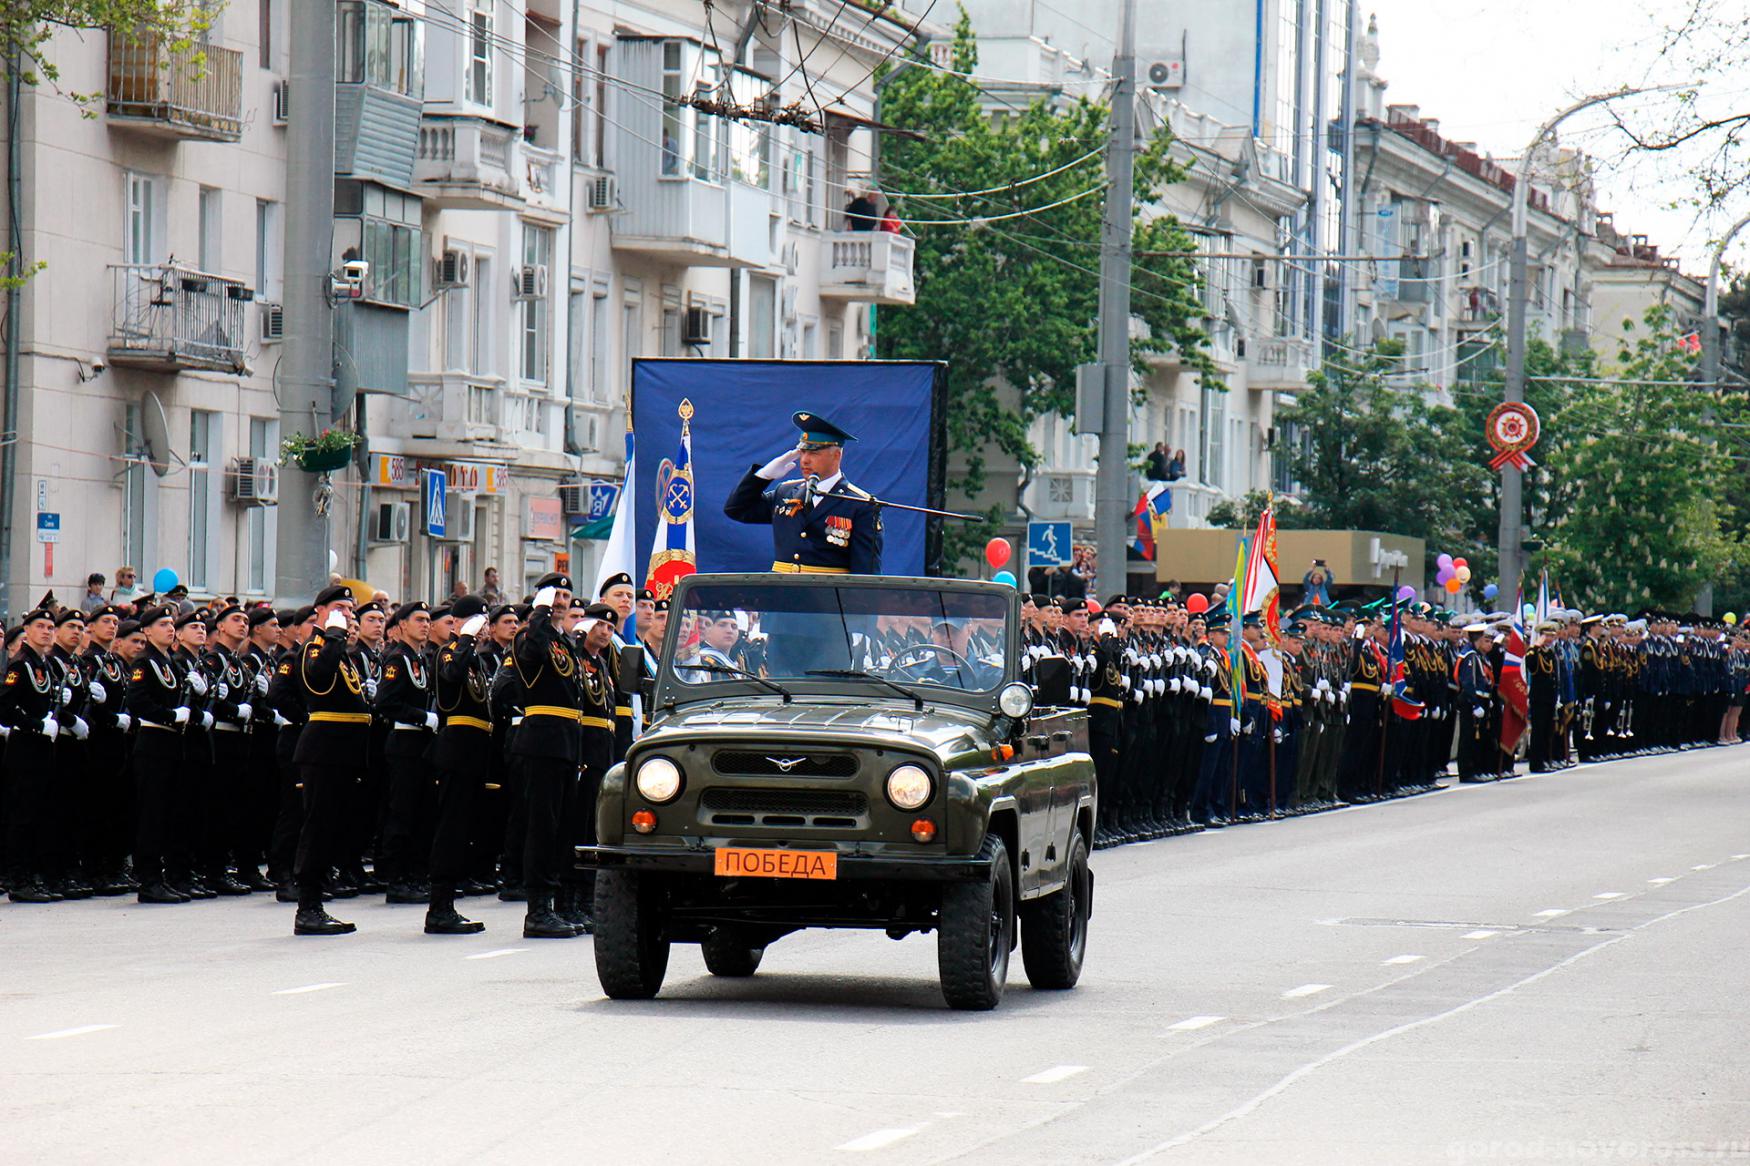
[{"left": 632, "top": 360, "right": 942, "bottom": 578}]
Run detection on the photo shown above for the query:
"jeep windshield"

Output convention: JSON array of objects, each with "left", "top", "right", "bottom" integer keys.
[{"left": 667, "top": 579, "right": 1010, "bottom": 694}]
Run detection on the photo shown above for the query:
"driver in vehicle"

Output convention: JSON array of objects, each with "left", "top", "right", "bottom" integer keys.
[
  {"left": 909, "top": 616, "right": 1004, "bottom": 690},
  {"left": 677, "top": 610, "right": 742, "bottom": 682}
]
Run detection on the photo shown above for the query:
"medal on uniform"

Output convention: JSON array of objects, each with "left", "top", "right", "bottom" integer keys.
[{"left": 825, "top": 515, "right": 852, "bottom": 547}]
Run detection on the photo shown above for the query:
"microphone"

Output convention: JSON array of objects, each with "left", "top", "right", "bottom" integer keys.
[{"left": 804, "top": 474, "right": 820, "bottom": 505}]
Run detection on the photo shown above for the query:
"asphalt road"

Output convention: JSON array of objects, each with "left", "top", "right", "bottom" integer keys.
[{"left": 6, "top": 745, "right": 1749, "bottom": 1166}]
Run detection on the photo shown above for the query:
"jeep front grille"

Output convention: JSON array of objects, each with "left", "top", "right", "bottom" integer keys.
[
  {"left": 711, "top": 750, "right": 859, "bottom": 779},
  {"left": 699, "top": 787, "right": 868, "bottom": 828}
]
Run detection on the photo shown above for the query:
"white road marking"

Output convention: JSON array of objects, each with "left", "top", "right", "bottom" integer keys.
[
  {"left": 1165, "top": 1015, "right": 1225, "bottom": 1032},
  {"left": 1462, "top": 930, "right": 1499, "bottom": 940},
  {"left": 1383, "top": 954, "right": 1424, "bottom": 965},
  {"left": 1732, "top": 854, "right": 1749, "bottom": 861},
  {"left": 837, "top": 1128, "right": 922, "bottom": 1153},
  {"left": 1282, "top": 983, "right": 1331, "bottom": 999},
  {"left": 1693, "top": 864, "right": 1716, "bottom": 871},
  {"left": 26, "top": 1024, "right": 118, "bottom": 1041},
  {"left": 1022, "top": 1064, "right": 1089, "bottom": 1085},
  {"left": 464, "top": 948, "right": 529, "bottom": 961},
  {"left": 272, "top": 982, "right": 346, "bottom": 996},
  {"left": 1533, "top": 909, "right": 1570, "bottom": 918},
  {"left": 1648, "top": 877, "right": 1675, "bottom": 885},
  {"left": 1592, "top": 892, "right": 1625, "bottom": 900}
]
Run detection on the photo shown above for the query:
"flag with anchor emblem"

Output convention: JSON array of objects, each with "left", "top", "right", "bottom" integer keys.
[{"left": 646, "top": 398, "right": 698, "bottom": 600}]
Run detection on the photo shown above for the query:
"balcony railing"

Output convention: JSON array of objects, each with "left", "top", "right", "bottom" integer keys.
[
  {"left": 1460, "top": 285, "right": 1502, "bottom": 323},
  {"left": 107, "top": 264, "right": 251, "bottom": 374},
  {"left": 413, "top": 116, "right": 524, "bottom": 210},
  {"left": 393, "top": 373, "right": 511, "bottom": 448},
  {"left": 1245, "top": 336, "right": 1316, "bottom": 390},
  {"left": 106, "top": 34, "right": 243, "bottom": 141},
  {"left": 819, "top": 230, "right": 916, "bottom": 306}
]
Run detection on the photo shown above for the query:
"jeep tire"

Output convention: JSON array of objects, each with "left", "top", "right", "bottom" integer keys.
[
  {"left": 1020, "top": 830, "right": 1089, "bottom": 989},
  {"left": 701, "top": 927, "right": 766, "bottom": 977},
  {"left": 594, "top": 869, "right": 671, "bottom": 999},
  {"left": 937, "top": 833, "right": 1014, "bottom": 1011}
]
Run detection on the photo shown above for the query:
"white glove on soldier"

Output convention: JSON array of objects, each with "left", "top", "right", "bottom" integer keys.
[
  {"left": 89, "top": 680, "right": 107, "bottom": 704},
  {"left": 200, "top": 711, "right": 213, "bottom": 729},
  {"left": 1199, "top": 685, "right": 1213, "bottom": 702},
  {"left": 115, "top": 713, "right": 131, "bottom": 732},
  {"left": 425, "top": 711, "right": 440, "bottom": 732},
  {"left": 324, "top": 608, "right": 348, "bottom": 631},
  {"left": 756, "top": 447, "right": 802, "bottom": 480},
  {"left": 256, "top": 672, "right": 270, "bottom": 695},
  {"left": 187, "top": 672, "right": 208, "bottom": 696},
  {"left": 41, "top": 715, "right": 59, "bottom": 741},
  {"left": 216, "top": 682, "right": 229, "bottom": 700},
  {"left": 273, "top": 712, "right": 291, "bottom": 728},
  {"left": 173, "top": 706, "right": 190, "bottom": 725},
  {"left": 364, "top": 678, "right": 378, "bottom": 700},
  {"left": 1229, "top": 717, "right": 1242, "bottom": 735},
  {"left": 533, "top": 586, "right": 557, "bottom": 610},
  {"left": 460, "top": 614, "right": 488, "bottom": 638},
  {"left": 236, "top": 703, "right": 253, "bottom": 721},
  {"left": 71, "top": 716, "right": 89, "bottom": 741}
]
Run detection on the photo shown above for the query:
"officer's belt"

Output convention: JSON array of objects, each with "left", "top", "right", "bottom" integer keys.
[
  {"left": 1350, "top": 682, "right": 1381, "bottom": 693},
  {"left": 445, "top": 715, "right": 491, "bottom": 732},
  {"left": 770, "top": 562, "right": 849, "bottom": 574},
  {"left": 1088, "top": 696, "right": 1125, "bottom": 709},
  {"left": 308, "top": 711, "right": 371, "bottom": 725},
  {"left": 615, "top": 706, "right": 633, "bottom": 718},
  {"left": 1211, "top": 698, "right": 1233, "bottom": 708},
  {"left": 140, "top": 720, "right": 180, "bottom": 732}
]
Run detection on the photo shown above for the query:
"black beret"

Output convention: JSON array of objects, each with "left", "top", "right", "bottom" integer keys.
[
  {"left": 490, "top": 604, "right": 519, "bottom": 623},
  {"left": 247, "top": 607, "right": 280, "bottom": 630},
  {"left": 534, "top": 572, "right": 572, "bottom": 592},
  {"left": 637, "top": 588, "right": 655, "bottom": 602},
  {"left": 139, "top": 604, "right": 177, "bottom": 627},
  {"left": 314, "top": 584, "right": 353, "bottom": 607},
  {"left": 174, "top": 610, "right": 204, "bottom": 629},
  {"left": 1059, "top": 598, "right": 1087, "bottom": 615},
  {"left": 116, "top": 619, "right": 142, "bottom": 638},
  {"left": 598, "top": 572, "right": 633, "bottom": 595},
  {"left": 429, "top": 604, "right": 453, "bottom": 622},
  {"left": 652, "top": 599, "right": 670, "bottom": 613},
  {"left": 90, "top": 605, "right": 127, "bottom": 622},
  {"left": 4, "top": 625, "right": 23, "bottom": 646},
  {"left": 387, "top": 601, "right": 429, "bottom": 627},
  {"left": 291, "top": 606, "right": 315, "bottom": 626},
  {"left": 582, "top": 602, "right": 619, "bottom": 625},
  {"left": 54, "top": 608, "right": 86, "bottom": 626},
  {"left": 355, "top": 600, "right": 386, "bottom": 618},
  {"left": 211, "top": 603, "right": 244, "bottom": 623},
  {"left": 450, "top": 595, "right": 487, "bottom": 620},
  {"left": 20, "top": 607, "right": 55, "bottom": 626},
  {"left": 273, "top": 607, "right": 299, "bottom": 627}
]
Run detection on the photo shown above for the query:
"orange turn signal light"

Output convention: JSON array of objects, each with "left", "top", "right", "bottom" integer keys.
[
  {"left": 631, "top": 810, "right": 657, "bottom": 834},
  {"left": 910, "top": 818, "right": 937, "bottom": 843},
  {"left": 991, "top": 744, "right": 1015, "bottom": 762}
]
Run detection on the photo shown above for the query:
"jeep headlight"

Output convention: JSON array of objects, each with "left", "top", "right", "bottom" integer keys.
[
  {"left": 885, "top": 763, "right": 933, "bottom": 811},
  {"left": 998, "top": 682, "right": 1034, "bottom": 719},
  {"left": 635, "top": 756, "right": 683, "bottom": 804}
]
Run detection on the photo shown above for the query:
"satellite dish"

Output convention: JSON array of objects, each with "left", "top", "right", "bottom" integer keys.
[{"left": 141, "top": 390, "right": 173, "bottom": 478}]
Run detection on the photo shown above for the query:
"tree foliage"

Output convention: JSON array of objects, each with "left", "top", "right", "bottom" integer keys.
[
  {"left": 876, "top": 13, "right": 1214, "bottom": 567},
  {"left": 2, "top": 0, "right": 217, "bottom": 107}
]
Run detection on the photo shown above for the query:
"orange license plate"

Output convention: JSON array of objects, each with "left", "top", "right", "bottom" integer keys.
[{"left": 713, "top": 848, "right": 838, "bottom": 880}]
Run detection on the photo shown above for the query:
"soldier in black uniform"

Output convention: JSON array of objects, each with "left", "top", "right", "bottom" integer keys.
[
  {"left": 724, "top": 410, "right": 883, "bottom": 576},
  {"left": 561, "top": 601, "right": 621, "bottom": 933},
  {"left": 345, "top": 599, "right": 388, "bottom": 897},
  {"left": 2, "top": 607, "right": 65, "bottom": 902},
  {"left": 124, "top": 605, "right": 190, "bottom": 904},
  {"left": 511, "top": 573, "right": 587, "bottom": 939},
  {"left": 1455, "top": 625, "right": 1496, "bottom": 782},
  {"left": 426, "top": 596, "right": 493, "bottom": 935},
  {"left": 377, "top": 601, "right": 439, "bottom": 903},
  {"left": 266, "top": 607, "right": 314, "bottom": 899},
  {"left": 291, "top": 585, "right": 371, "bottom": 936},
  {"left": 172, "top": 612, "right": 219, "bottom": 898},
  {"left": 240, "top": 607, "right": 282, "bottom": 889},
  {"left": 81, "top": 605, "right": 135, "bottom": 895},
  {"left": 202, "top": 604, "right": 259, "bottom": 893},
  {"left": 46, "top": 609, "right": 94, "bottom": 898}
]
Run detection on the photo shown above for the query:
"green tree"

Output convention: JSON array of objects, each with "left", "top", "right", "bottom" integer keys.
[{"left": 877, "top": 13, "right": 1214, "bottom": 568}]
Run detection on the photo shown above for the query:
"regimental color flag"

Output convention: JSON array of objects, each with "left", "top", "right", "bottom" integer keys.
[
  {"left": 1534, "top": 570, "right": 1551, "bottom": 646},
  {"left": 645, "top": 398, "right": 698, "bottom": 601},
  {"left": 1242, "top": 499, "right": 1281, "bottom": 645},
  {"left": 1228, "top": 535, "right": 1248, "bottom": 707},
  {"left": 1499, "top": 583, "right": 1531, "bottom": 755},
  {"left": 596, "top": 425, "right": 638, "bottom": 645},
  {"left": 1388, "top": 595, "right": 1424, "bottom": 720},
  {"left": 1131, "top": 483, "right": 1173, "bottom": 561}
]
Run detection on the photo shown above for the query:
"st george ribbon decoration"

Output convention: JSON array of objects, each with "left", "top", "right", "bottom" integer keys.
[{"left": 1486, "top": 401, "right": 1541, "bottom": 472}]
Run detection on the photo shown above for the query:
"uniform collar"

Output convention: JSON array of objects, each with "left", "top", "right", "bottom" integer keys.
[{"left": 813, "top": 470, "right": 844, "bottom": 497}]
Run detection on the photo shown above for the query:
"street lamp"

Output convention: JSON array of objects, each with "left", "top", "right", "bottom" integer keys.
[
  {"left": 1497, "top": 84, "right": 1688, "bottom": 596},
  {"left": 1702, "top": 210, "right": 1750, "bottom": 393}
]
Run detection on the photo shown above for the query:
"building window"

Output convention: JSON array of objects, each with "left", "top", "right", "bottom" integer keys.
[
  {"left": 258, "top": 0, "right": 273, "bottom": 69},
  {"left": 188, "top": 410, "right": 217, "bottom": 590},
  {"left": 337, "top": 183, "right": 423, "bottom": 308},
  {"left": 466, "top": 2, "right": 493, "bottom": 107},
  {"left": 621, "top": 296, "right": 641, "bottom": 400},
  {"left": 1198, "top": 386, "right": 1226, "bottom": 490},
  {"left": 125, "top": 172, "right": 164, "bottom": 266},
  {"left": 519, "top": 223, "right": 552, "bottom": 386},
  {"left": 590, "top": 290, "right": 610, "bottom": 402},
  {"left": 255, "top": 199, "right": 281, "bottom": 299},
  {"left": 198, "top": 186, "right": 222, "bottom": 273},
  {"left": 334, "top": 0, "right": 419, "bottom": 93},
  {"left": 731, "top": 118, "right": 771, "bottom": 188},
  {"left": 247, "top": 417, "right": 276, "bottom": 592},
  {"left": 748, "top": 275, "right": 776, "bottom": 359},
  {"left": 660, "top": 41, "right": 683, "bottom": 176}
]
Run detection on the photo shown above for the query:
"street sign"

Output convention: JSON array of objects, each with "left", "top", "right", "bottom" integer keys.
[
  {"left": 1027, "top": 520, "right": 1072, "bottom": 570},
  {"left": 423, "top": 469, "right": 446, "bottom": 538},
  {"left": 586, "top": 481, "right": 621, "bottom": 521},
  {"left": 34, "top": 512, "right": 60, "bottom": 544}
]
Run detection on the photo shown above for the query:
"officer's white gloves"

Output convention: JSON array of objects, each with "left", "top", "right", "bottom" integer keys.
[
  {"left": 71, "top": 716, "right": 89, "bottom": 741},
  {"left": 1473, "top": 705, "right": 1486, "bottom": 718},
  {"left": 115, "top": 713, "right": 131, "bottom": 732},
  {"left": 256, "top": 672, "right": 270, "bottom": 695},
  {"left": 1199, "top": 685, "right": 1213, "bottom": 702},
  {"left": 1229, "top": 717, "right": 1242, "bottom": 735},
  {"left": 533, "top": 586, "right": 558, "bottom": 610},
  {"left": 460, "top": 614, "right": 488, "bottom": 638},
  {"left": 1098, "top": 618, "right": 1117, "bottom": 638},
  {"left": 756, "top": 447, "right": 802, "bottom": 480},
  {"left": 425, "top": 711, "right": 440, "bottom": 732},
  {"left": 173, "top": 706, "right": 190, "bottom": 726},
  {"left": 364, "top": 679, "right": 378, "bottom": 700},
  {"left": 217, "top": 682, "right": 229, "bottom": 700},
  {"left": 89, "top": 680, "right": 107, "bottom": 704},
  {"left": 187, "top": 672, "right": 208, "bottom": 696},
  {"left": 273, "top": 711, "right": 291, "bottom": 728},
  {"left": 200, "top": 710, "right": 214, "bottom": 729},
  {"left": 324, "top": 609, "right": 348, "bottom": 631},
  {"left": 41, "top": 715, "right": 59, "bottom": 741},
  {"left": 237, "top": 703, "right": 253, "bottom": 722}
]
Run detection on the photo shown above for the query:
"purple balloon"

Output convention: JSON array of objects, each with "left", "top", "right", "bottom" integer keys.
[
  {"left": 1436, "top": 566, "right": 1454, "bottom": 585},
  {"left": 1396, "top": 585, "right": 1416, "bottom": 602},
  {"left": 1436, "top": 553, "right": 1454, "bottom": 570}
]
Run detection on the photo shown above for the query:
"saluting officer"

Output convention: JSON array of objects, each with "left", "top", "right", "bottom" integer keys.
[
  {"left": 724, "top": 411, "right": 883, "bottom": 575},
  {"left": 511, "top": 573, "right": 587, "bottom": 940},
  {"left": 426, "top": 596, "right": 493, "bottom": 935},
  {"left": 124, "top": 605, "right": 189, "bottom": 904},
  {"left": 291, "top": 585, "right": 371, "bottom": 936},
  {"left": 2, "top": 607, "right": 66, "bottom": 902},
  {"left": 561, "top": 601, "right": 621, "bottom": 934},
  {"left": 377, "top": 601, "right": 438, "bottom": 904}
]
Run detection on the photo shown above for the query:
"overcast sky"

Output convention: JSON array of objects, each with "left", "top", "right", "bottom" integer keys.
[{"left": 1365, "top": 0, "right": 1737, "bottom": 269}]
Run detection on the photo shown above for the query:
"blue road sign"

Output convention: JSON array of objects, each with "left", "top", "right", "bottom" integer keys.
[
  {"left": 1027, "top": 521, "right": 1073, "bottom": 569},
  {"left": 586, "top": 481, "right": 620, "bottom": 521},
  {"left": 423, "top": 469, "right": 446, "bottom": 537}
]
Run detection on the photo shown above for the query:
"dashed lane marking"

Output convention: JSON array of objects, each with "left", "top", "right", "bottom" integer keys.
[
  {"left": 1165, "top": 1015, "right": 1225, "bottom": 1032},
  {"left": 1533, "top": 909, "right": 1570, "bottom": 919},
  {"left": 1593, "top": 892, "right": 1625, "bottom": 900},
  {"left": 1282, "top": 984, "right": 1332, "bottom": 999},
  {"left": 1693, "top": 864, "right": 1717, "bottom": 871},
  {"left": 1383, "top": 955, "right": 1424, "bottom": 965},
  {"left": 1022, "top": 1065, "right": 1089, "bottom": 1084},
  {"left": 1648, "top": 878, "right": 1675, "bottom": 885},
  {"left": 272, "top": 982, "right": 346, "bottom": 996},
  {"left": 464, "top": 948, "right": 529, "bottom": 960},
  {"left": 837, "top": 1128, "right": 923, "bottom": 1153},
  {"left": 1463, "top": 930, "right": 1499, "bottom": 940},
  {"left": 26, "top": 1024, "right": 118, "bottom": 1041}
]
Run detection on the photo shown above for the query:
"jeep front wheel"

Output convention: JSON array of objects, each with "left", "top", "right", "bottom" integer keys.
[
  {"left": 1021, "top": 831, "right": 1089, "bottom": 989},
  {"left": 593, "top": 869, "right": 671, "bottom": 999},
  {"left": 937, "top": 834, "right": 1014, "bottom": 1011}
]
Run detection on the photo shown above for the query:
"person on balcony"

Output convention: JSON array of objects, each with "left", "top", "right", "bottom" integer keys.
[{"left": 844, "top": 189, "right": 878, "bottom": 232}]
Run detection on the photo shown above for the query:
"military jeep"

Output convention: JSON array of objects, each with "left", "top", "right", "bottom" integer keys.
[{"left": 578, "top": 573, "right": 1095, "bottom": 1010}]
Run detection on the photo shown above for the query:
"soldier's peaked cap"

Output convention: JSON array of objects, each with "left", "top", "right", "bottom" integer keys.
[{"left": 793, "top": 411, "right": 856, "bottom": 449}]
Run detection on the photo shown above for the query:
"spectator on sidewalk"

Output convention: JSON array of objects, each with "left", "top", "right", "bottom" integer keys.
[
  {"left": 1302, "top": 560, "right": 1334, "bottom": 607},
  {"left": 110, "top": 566, "right": 142, "bottom": 606},
  {"left": 80, "top": 573, "right": 108, "bottom": 615},
  {"left": 480, "top": 567, "right": 504, "bottom": 606}
]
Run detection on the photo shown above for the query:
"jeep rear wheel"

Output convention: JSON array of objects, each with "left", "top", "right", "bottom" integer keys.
[
  {"left": 937, "top": 834, "right": 1014, "bottom": 1011},
  {"left": 593, "top": 869, "right": 671, "bottom": 1000},
  {"left": 1021, "top": 831, "right": 1090, "bottom": 989},
  {"left": 701, "top": 927, "right": 766, "bottom": 977}
]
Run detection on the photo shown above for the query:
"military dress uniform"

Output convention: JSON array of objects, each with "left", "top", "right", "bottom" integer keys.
[
  {"left": 376, "top": 605, "right": 439, "bottom": 900},
  {"left": 200, "top": 623, "right": 256, "bottom": 893},
  {"left": 124, "top": 617, "right": 190, "bottom": 904},
  {"left": 1, "top": 620, "right": 64, "bottom": 902},
  {"left": 80, "top": 621, "right": 134, "bottom": 892},
  {"left": 266, "top": 619, "right": 310, "bottom": 894},
  {"left": 723, "top": 411, "right": 884, "bottom": 576},
  {"left": 425, "top": 596, "right": 494, "bottom": 935}
]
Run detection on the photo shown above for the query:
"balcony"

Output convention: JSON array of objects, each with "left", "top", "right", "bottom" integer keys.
[
  {"left": 610, "top": 173, "right": 772, "bottom": 268},
  {"left": 520, "top": 142, "right": 568, "bottom": 222},
  {"left": 819, "top": 231, "right": 916, "bottom": 306},
  {"left": 106, "top": 34, "right": 242, "bottom": 141},
  {"left": 1458, "top": 285, "right": 1502, "bottom": 327},
  {"left": 387, "top": 374, "right": 514, "bottom": 458},
  {"left": 107, "top": 264, "right": 251, "bottom": 374},
  {"left": 1162, "top": 481, "right": 1227, "bottom": 529},
  {"left": 1021, "top": 466, "right": 1095, "bottom": 522},
  {"left": 1245, "top": 336, "right": 1316, "bottom": 391},
  {"left": 413, "top": 116, "right": 524, "bottom": 211}
]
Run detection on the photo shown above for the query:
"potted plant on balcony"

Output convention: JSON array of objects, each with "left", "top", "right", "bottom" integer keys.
[{"left": 280, "top": 427, "right": 360, "bottom": 474}]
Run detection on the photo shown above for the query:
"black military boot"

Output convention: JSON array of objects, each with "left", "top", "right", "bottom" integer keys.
[
  {"left": 9, "top": 879, "right": 62, "bottom": 903},
  {"left": 522, "top": 891, "right": 576, "bottom": 939},
  {"left": 137, "top": 880, "right": 191, "bottom": 904},
  {"left": 294, "top": 896, "right": 357, "bottom": 935},
  {"left": 556, "top": 886, "right": 590, "bottom": 935},
  {"left": 386, "top": 881, "right": 426, "bottom": 905},
  {"left": 425, "top": 887, "right": 485, "bottom": 935}
]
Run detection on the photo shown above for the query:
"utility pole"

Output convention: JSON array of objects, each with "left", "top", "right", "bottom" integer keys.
[
  {"left": 1094, "top": 0, "right": 1137, "bottom": 596},
  {"left": 278, "top": 0, "right": 338, "bottom": 602},
  {"left": 1702, "top": 211, "right": 1750, "bottom": 399}
]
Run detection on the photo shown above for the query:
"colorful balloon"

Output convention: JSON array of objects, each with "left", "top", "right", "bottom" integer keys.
[
  {"left": 984, "top": 538, "right": 1012, "bottom": 569},
  {"left": 1482, "top": 583, "right": 1499, "bottom": 600},
  {"left": 1456, "top": 566, "right": 1472, "bottom": 584},
  {"left": 1724, "top": 612, "right": 1737, "bottom": 625},
  {"left": 152, "top": 567, "right": 179, "bottom": 593},
  {"left": 1396, "top": 585, "right": 1416, "bottom": 602},
  {"left": 1437, "top": 553, "right": 1453, "bottom": 570},
  {"left": 1436, "top": 566, "right": 1454, "bottom": 585},
  {"left": 1453, "top": 557, "right": 1468, "bottom": 570},
  {"left": 991, "top": 570, "right": 1016, "bottom": 587},
  {"left": 1444, "top": 577, "right": 1462, "bottom": 594},
  {"left": 1185, "top": 593, "right": 1210, "bottom": 615}
]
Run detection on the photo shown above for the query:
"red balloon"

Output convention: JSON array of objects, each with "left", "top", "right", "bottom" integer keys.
[
  {"left": 1086, "top": 599, "right": 1102, "bottom": 615},
  {"left": 1185, "top": 593, "right": 1210, "bottom": 615},
  {"left": 1453, "top": 557, "right": 1468, "bottom": 570},
  {"left": 985, "top": 538, "right": 1012, "bottom": 569}
]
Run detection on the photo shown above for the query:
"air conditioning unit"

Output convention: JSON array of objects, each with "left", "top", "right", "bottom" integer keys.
[
  {"left": 271, "top": 80, "right": 290, "bottom": 126},
  {"left": 683, "top": 305, "right": 712, "bottom": 347},
  {"left": 373, "top": 499, "right": 412, "bottom": 543},
  {"left": 513, "top": 264, "right": 548, "bottom": 300},
  {"left": 228, "top": 457, "right": 279, "bottom": 506},
  {"left": 586, "top": 174, "right": 616, "bottom": 212},
  {"left": 558, "top": 480, "right": 587, "bottom": 515},
  {"left": 258, "top": 302, "right": 285, "bottom": 343},
  {"left": 1144, "top": 59, "right": 1184, "bottom": 90},
  {"left": 783, "top": 241, "right": 800, "bottom": 274},
  {"left": 434, "top": 249, "right": 471, "bottom": 289},
  {"left": 437, "top": 499, "right": 476, "bottom": 542}
]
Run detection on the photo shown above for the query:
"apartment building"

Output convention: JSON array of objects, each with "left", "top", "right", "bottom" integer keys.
[{"left": 0, "top": 0, "right": 927, "bottom": 611}]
